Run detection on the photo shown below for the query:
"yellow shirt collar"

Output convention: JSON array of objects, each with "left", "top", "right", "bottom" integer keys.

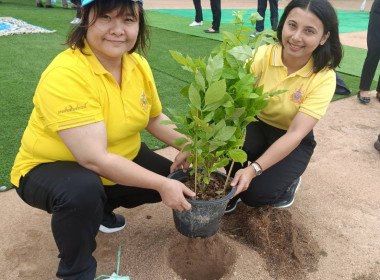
[{"left": 270, "top": 43, "right": 314, "bottom": 78}]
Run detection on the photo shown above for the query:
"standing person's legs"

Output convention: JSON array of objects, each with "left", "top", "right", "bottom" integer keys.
[
  {"left": 256, "top": 0, "right": 267, "bottom": 32},
  {"left": 210, "top": 0, "right": 221, "bottom": 31},
  {"left": 193, "top": 0, "right": 203, "bottom": 22},
  {"left": 359, "top": 0, "right": 380, "bottom": 97},
  {"left": 15, "top": 161, "right": 106, "bottom": 280},
  {"left": 269, "top": 0, "right": 279, "bottom": 31}
]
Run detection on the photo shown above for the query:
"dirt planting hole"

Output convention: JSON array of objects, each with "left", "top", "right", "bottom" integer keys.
[
  {"left": 167, "top": 234, "right": 237, "bottom": 280},
  {"left": 222, "top": 205, "right": 321, "bottom": 280}
]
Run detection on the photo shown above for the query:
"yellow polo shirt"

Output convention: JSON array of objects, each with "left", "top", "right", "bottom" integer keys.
[
  {"left": 11, "top": 41, "right": 162, "bottom": 186},
  {"left": 252, "top": 44, "right": 336, "bottom": 130}
]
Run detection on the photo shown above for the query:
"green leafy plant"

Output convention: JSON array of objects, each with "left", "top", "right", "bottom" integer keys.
[{"left": 162, "top": 11, "right": 282, "bottom": 198}]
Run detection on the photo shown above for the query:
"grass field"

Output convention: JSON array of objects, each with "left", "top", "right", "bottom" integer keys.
[{"left": 0, "top": 0, "right": 377, "bottom": 189}]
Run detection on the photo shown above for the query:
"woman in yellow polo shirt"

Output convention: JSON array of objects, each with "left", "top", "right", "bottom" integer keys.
[
  {"left": 226, "top": 0, "right": 343, "bottom": 213},
  {"left": 10, "top": 0, "right": 194, "bottom": 279}
]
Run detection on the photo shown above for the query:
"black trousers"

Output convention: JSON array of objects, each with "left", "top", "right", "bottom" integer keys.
[
  {"left": 193, "top": 0, "right": 203, "bottom": 22},
  {"left": 228, "top": 120, "right": 316, "bottom": 207},
  {"left": 192, "top": 0, "right": 221, "bottom": 31},
  {"left": 256, "top": 0, "right": 278, "bottom": 32},
  {"left": 359, "top": 0, "right": 380, "bottom": 92},
  {"left": 15, "top": 143, "right": 172, "bottom": 280}
]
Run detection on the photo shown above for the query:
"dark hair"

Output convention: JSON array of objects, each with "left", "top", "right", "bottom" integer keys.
[
  {"left": 65, "top": 0, "right": 149, "bottom": 55},
  {"left": 277, "top": 0, "right": 342, "bottom": 73}
]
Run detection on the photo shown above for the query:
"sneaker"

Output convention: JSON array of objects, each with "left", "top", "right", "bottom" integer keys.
[
  {"left": 70, "top": 17, "right": 81, "bottom": 24},
  {"left": 250, "top": 32, "right": 257, "bottom": 38},
  {"left": 99, "top": 212, "right": 126, "bottom": 233},
  {"left": 273, "top": 177, "right": 302, "bottom": 209},
  {"left": 189, "top": 21, "right": 202, "bottom": 27},
  {"left": 225, "top": 197, "right": 242, "bottom": 214},
  {"left": 375, "top": 134, "right": 380, "bottom": 152}
]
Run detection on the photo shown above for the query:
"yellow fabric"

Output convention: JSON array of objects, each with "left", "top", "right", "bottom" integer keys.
[
  {"left": 11, "top": 41, "right": 162, "bottom": 186},
  {"left": 252, "top": 44, "right": 336, "bottom": 130}
]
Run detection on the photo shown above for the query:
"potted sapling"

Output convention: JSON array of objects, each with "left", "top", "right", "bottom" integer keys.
[{"left": 162, "top": 11, "right": 281, "bottom": 238}]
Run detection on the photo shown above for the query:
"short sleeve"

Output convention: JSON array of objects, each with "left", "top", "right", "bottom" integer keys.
[
  {"left": 33, "top": 66, "right": 104, "bottom": 132},
  {"left": 299, "top": 69, "right": 336, "bottom": 120}
]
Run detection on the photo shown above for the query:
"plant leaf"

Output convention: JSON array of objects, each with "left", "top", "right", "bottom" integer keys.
[
  {"left": 189, "top": 84, "right": 202, "bottom": 110},
  {"left": 204, "top": 79, "right": 226, "bottom": 106},
  {"left": 228, "top": 149, "right": 247, "bottom": 163},
  {"left": 206, "top": 52, "right": 224, "bottom": 84},
  {"left": 174, "top": 137, "right": 188, "bottom": 147},
  {"left": 215, "top": 126, "right": 236, "bottom": 141}
]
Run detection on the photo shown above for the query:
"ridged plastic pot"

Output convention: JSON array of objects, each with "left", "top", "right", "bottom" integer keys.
[{"left": 168, "top": 169, "right": 236, "bottom": 238}]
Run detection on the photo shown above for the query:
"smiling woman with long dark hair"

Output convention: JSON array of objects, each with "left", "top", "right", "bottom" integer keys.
[{"left": 226, "top": 0, "right": 343, "bottom": 213}]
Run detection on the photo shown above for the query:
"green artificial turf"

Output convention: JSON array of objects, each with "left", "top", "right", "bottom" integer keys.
[
  {"left": 148, "top": 8, "right": 370, "bottom": 36},
  {"left": 339, "top": 45, "right": 380, "bottom": 79},
  {"left": 0, "top": 0, "right": 377, "bottom": 190}
]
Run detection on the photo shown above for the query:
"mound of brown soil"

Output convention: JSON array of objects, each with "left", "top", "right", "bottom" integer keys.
[{"left": 222, "top": 204, "right": 321, "bottom": 279}]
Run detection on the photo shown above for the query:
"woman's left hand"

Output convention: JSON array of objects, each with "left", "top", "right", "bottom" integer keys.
[
  {"left": 230, "top": 166, "right": 256, "bottom": 196},
  {"left": 170, "top": 150, "right": 191, "bottom": 173}
]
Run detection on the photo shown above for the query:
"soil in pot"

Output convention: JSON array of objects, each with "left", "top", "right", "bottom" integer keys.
[{"left": 182, "top": 171, "right": 233, "bottom": 201}]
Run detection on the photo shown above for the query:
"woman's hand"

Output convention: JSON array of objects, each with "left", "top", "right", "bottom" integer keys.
[
  {"left": 158, "top": 179, "right": 195, "bottom": 211},
  {"left": 170, "top": 150, "right": 191, "bottom": 173},
  {"left": 230, "top": 166, "right": 256, "bottom": 196}
]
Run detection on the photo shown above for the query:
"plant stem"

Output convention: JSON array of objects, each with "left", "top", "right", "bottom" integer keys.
[
  {"left": 224, "top": 161, "right": 235, "bottom": 195},
  {"left": 223, "top": 129, "right": 247, "bottom": 195},
  {"left": 194, "top": 147, "right": 197, "bottom": 199},
  {"left": 194, "top": 110, "right": 199, "bottom": 199}
]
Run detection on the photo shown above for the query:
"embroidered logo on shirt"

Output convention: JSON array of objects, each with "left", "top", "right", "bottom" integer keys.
[
  {"left": 140, "top": 90, "right": 148, "bottom": 110},
  {"left": 290, "top": 87, "right": 304, "bottom": 104},
  {"left": 58, "top": 102, "right": 88, "bottom": 114}
]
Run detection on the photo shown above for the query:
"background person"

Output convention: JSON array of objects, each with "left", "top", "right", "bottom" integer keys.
[
  {"left": 189, "top": 0, "right": 203, "bottom": 26},
  {"left": 204, "top": 0, "right": 221, "bottom": 33},
  {"left": 36, "top": 0, "right": 53, "bottom": 8},
  {"left": 357, "top": 0, "right": 380, "bottom": 104},
  {"left": 226, "top": 0, "right": 342, "bottom": 212},
  {"left": 11, "top": 0, "right": 194, "bottom": 279},
  {"left": 70, "top": 0, "right": 82, "bottom": 24},
  {"left": 251, "top": 0, "right": 279, "bottom": 37},
  {"left": 189, "top": 0, "right": 221, "bottom": 33}
]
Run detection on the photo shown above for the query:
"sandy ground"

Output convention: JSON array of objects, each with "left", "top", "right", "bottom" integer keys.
[{"left": 1, "top": 0, "right": 379, "bottom": 280}]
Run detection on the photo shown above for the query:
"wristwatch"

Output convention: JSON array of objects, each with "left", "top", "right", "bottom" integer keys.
[{"left": 251, "top": 162, "right": 262, "bottom": 176}]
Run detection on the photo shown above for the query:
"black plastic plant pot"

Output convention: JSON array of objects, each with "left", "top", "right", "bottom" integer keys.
[{"left": 168, "top": 169, "right": 236, "bottom": 238}]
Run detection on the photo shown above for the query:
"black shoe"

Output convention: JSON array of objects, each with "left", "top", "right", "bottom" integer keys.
[
  {"left": 357, "top": 91, "right": 370, "bottom": 104},
  {"left": 45, "top": 4, "right": 54, "bottom": 8},
  {"left": 204, "top": 29, "right": 219, "bottom": 33},
  {"left": 99, "top": 212, "right": 126, "bottom": 233},
  {"left": 375, "top": 134, "right": 380, "bottom": 152},
  {"left": 273, "top": 177, "right": 302, "bottom": 209},
  {"left": 37, "top": 2, "right": 44, "bottom": 7},
  {"left": 225, "top": 197, "right": 242, "bottom": 214}
]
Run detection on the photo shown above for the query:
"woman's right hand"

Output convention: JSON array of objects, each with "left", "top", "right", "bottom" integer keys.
[
  {"left": 159, "top": 179, "right": 195, "bottom": 211},
  {"left": 230, "top": 166, "right": 256, "bottom": 196}
]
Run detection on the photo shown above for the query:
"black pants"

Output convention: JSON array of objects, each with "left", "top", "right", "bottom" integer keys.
[
  {"left": 15, "top": 143, "right": 172, "bottom": 280},
  {"left": 192, "top": 0, "right": 221, "bottom": 31},
  {"left": 359, "top": 0, "right": 380, "bottom": 92},
  {"left": 193, "top": 0, "right": 203, "bottom": 22},
  {"left": 256, "top": 0, "right": 278, "bottom": 32},
  {"left": 227, "top": 120, "right": 316, "bottom": 207}
]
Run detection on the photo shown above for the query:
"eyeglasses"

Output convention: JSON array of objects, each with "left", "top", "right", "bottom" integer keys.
[{"left": 81, "top": 0, "right": 143, "bottom": 7}]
